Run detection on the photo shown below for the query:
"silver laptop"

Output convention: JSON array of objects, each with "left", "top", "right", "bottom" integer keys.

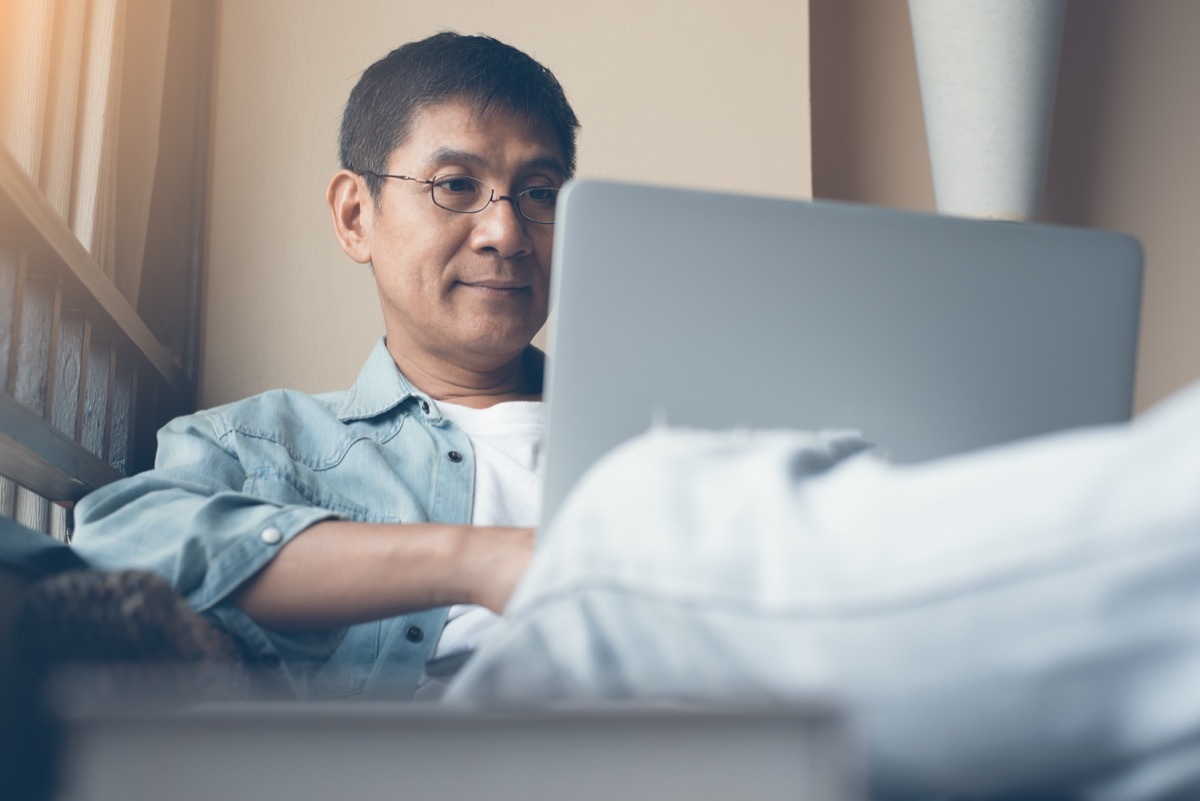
[{"left": 541, "top": 179, "right": 1143, "bottom": 525}]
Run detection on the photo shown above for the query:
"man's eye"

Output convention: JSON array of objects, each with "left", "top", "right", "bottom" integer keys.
[
  {"left": 437, "top": 177, "right": 477, "bottom": 194},
  {"left": 522, "top": 186, "right": 558, "bottom": 204}
]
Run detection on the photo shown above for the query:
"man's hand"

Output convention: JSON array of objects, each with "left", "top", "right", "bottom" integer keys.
[
  {"left": 456, "top": 526, "right": 534, "bottom": 613},
  {"left": 233, "top": 521, "right": 534, "bottom": 632}
]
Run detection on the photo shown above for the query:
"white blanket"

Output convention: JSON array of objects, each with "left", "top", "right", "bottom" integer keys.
[{"left": 450, "top": 382, "right": 1200, "bottom": 801}]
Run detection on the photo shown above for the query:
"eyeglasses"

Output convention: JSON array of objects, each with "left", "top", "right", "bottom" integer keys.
[{"left": 359, "top": 171, "right": 559, "bottom": 224}]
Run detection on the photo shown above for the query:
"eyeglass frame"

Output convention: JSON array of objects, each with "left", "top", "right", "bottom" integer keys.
[{"left": 356, "top": 170, "right": 560, "bottom": 225}]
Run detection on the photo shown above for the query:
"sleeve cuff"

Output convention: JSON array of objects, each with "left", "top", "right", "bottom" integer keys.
[{"left": 188, "top": 505, "right": 340, "bottom": 613}]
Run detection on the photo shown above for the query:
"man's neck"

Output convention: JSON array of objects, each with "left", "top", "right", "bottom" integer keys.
[{"left": 386, "top": 341, "right": 540, "bottom": 409}]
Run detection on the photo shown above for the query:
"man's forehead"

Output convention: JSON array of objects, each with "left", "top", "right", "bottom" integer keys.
[
  {"left": 391, "top": 100, "right": 565, "bottom": 174},
  {"left": 420, "top": 146, "right": 567, "bottom": 177}
]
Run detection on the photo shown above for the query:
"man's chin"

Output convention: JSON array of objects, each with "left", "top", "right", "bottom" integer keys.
[{"left": 457, "top": 326, "right": 541, "bottom": 364}]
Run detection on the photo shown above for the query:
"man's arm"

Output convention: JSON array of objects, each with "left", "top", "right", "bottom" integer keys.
[
  {"left": 232, "top": 520, "right": 531, "bottom": 632},
  {"left": 73, "top": 411, "right": 530, "bottom": 632}
]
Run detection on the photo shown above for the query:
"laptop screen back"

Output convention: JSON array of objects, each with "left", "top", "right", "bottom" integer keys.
[{"left": 540, "top": 180, "right": 1143, "bottom": 526}]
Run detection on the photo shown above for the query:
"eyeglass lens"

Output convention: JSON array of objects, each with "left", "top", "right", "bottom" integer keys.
[{"left": 431, "top": 176, "right": 558, "bottom": 224}]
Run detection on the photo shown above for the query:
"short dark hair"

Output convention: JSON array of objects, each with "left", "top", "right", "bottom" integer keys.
[{"left": 339, "top": 32, "right": 580, "bottom": 203}]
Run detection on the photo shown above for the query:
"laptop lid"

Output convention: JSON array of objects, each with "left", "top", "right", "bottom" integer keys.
[{"left": 540, "top": 179, "right": 1143, "bottom": 526}]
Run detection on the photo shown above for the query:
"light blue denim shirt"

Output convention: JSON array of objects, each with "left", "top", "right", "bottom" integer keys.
[{"left": 74, "top": 338, "right": 540, "bottom": 699}]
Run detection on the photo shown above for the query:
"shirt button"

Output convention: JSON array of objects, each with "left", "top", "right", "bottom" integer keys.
[
  {"left": 260, "top": 527, "right": 283, "bottom": 545},
  {"left": 405, "top": 625, "right": 424, "bottom": 643},
  {"left": 447, "top": 451, "right": 463, "bottom": 463},
  {"left": 420, "top": 400, "right": 430, "bottom": 414}
]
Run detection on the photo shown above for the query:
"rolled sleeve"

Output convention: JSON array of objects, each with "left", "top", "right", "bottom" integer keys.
[{"left": 72, "top": 413, "right": 342, "bottom": 666}]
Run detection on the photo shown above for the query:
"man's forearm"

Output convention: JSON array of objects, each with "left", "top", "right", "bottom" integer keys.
[{"left": 233, "top": 520, "right": 532, "bottom": 632}]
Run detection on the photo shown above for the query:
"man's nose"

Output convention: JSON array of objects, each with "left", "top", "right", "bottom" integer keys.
[{"left": 470, "top": 194, "right": 534, "bottom": 258}]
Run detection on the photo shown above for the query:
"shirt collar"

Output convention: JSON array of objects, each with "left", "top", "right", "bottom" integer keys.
[{"left": 336, "top": 337, "right": 546, "bottom": 422}]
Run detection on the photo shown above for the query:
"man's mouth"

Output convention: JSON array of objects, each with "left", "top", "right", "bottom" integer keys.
[{"left": 457, "top": 280, "right": 531, "bottom": 297}]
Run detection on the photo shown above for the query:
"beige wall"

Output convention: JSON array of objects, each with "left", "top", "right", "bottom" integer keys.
[
  {"left": 811, "top": 0, "right": 1200, "bottom": 413},
  {"left": 201, "top": 0, "right": 811, "bottom": 406}
]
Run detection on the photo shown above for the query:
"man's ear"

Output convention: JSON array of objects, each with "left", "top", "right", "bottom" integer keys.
[{"left": 327, "top": 170, "right": 374, "bottom": 264}]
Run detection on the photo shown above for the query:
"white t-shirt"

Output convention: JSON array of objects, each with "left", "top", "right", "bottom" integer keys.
[{"left": 418, "top": 399, "right": 545, "bottom": 694}]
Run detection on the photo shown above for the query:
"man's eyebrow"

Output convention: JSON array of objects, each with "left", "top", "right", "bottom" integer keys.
[
  {"left": 424, "top": 147, "right": 486, "bottom": 170},
  {"left": 424, "top": 147, "right": 566, "bottom": 177},
  {"left": 524, "top": 156, "right": 568, "bottom": 177}
]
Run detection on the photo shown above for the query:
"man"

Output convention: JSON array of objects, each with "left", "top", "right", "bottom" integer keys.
[{"left": 73, "top": 32, "right": 580, "bottom": 699}]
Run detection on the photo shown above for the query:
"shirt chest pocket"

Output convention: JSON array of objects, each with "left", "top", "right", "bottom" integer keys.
[
  {"left": 229, "top": 413, "right": 438, "bottom": 523},
  {"left": 241, "top": 463, "right": 431, "bottom": 523}
]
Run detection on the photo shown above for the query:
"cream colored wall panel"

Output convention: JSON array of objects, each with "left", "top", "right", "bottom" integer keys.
[
  {"left": 0, "top": 0, "right": 56, "bottom": 179},
  {"left": 70, "top": 0, "right": 124, "bottom": 272},
  {"left": 1079, "top": 3, "right": 1200, "bottom": 412},
  {"left": 113, "top": 0, "right": 173, "bottom": 305},
  {"left": 40, "top": 0, "right": 89, "bottom": 221},
  {"left": 202, "top": 0, "right": 811, "bottom": 406}
]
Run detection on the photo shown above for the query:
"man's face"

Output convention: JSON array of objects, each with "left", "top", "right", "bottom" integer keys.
[{"left": 360, "top": 100, "right": 564, "bottom": 375}]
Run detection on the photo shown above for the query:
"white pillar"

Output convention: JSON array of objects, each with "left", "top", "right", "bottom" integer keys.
[{"left": 909, "top": 0, "right": 1067, "bottom": 221}]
